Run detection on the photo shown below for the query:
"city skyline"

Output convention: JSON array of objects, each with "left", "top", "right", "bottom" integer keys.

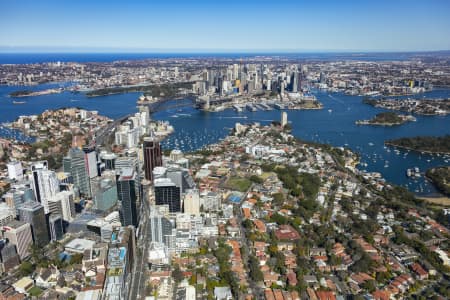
[{"left": 1, "top": 0, "right": 450, "bottom": 52}]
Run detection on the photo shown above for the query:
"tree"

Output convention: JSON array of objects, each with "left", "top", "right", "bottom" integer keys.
[
  {"left": 172, "top": 265, "right": 184, "bottom": 283},
  {"left": 248, "top": 255, "right": 263, "bottom": 282},
  {"left": 19, "top": 261, "right": 34, "bottom": 276},
  {"left": 249, "top": 175, "right": 264, "bottom": 184}
]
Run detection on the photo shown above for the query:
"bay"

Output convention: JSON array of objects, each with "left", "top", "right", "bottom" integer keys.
[{"left": 0, "top": 83, "right": 449, "bottom": 196}]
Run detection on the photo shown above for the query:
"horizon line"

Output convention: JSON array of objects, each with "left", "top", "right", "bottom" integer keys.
[{"left": 1, "top": 47, "right": 450, "bottom": 54}]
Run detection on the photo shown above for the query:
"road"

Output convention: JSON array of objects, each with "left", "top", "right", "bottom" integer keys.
[
  {"left": 235, "top": 183, "right": 265, "bottom": 300},
  {"left": 94, "top": 114, "right": 131, "bottom": 147},
  {"left": 129, "top": 184, "right": 151, "bottom": 300}
]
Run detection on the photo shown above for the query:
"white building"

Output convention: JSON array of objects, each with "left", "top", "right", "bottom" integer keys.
[
  {"left": 184, "top": 189, "right": 200, "bottom": 216},
  {"left": 7, "top": 161, "right": 23, "bottom": 181}
]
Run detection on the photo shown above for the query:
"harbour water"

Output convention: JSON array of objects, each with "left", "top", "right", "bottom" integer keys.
[{"left": 0, "top": 83, "right": 449, "bottom": 196}]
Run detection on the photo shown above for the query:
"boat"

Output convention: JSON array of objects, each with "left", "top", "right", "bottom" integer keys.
[
  {"left": 12, "top": 101, "right": 26, "bottom": 104},
  {"left": 246, "top": 104, "right": 257, "bottom": 112},
  {"left": 328, "top": 109, "right": 332, "bottom": 113}
]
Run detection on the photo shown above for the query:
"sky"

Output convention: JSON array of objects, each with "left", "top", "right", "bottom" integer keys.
[{"left": 1, "top": 0, "right": 450, "bottom": 53}]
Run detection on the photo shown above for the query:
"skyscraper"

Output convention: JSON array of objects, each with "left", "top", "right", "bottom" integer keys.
[
  {"left": 2, "top": 220, "right": 33, "bottom": 260},
  {"left": 63, "top": 148, "right": 91, "bottom": 198},
  {"left": 154, "top": 178, "right": 181, "bottom": 213},
  {"left": 48, "top": 214, "right": 64, "bottom": 241},
  {"left": 31, "top": 161, "right": 59, "bottom": 214},
  {"left": 117, "top": 168, "right": 138, "bottom": 227},
  {"left": 83, "top": 144, "right": 98, "bottom": 179},
  {"left": 143, "top": 137, "right": 162, "bottom": 182},
  {"left": 17, "top": 201, "right": 49, "bottom": 246},
  {"left": 149, "top": 206, "right": 173, "bottom": 247}
]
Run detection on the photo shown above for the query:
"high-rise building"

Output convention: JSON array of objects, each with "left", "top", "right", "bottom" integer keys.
[
  {"left": 6, "top": 161, "right": 23, "bottom": 181},
  {"left": 17, "top": 201, "right": 49, "bottom": 246},
  {"left": 50, "top": 190, "right": 75, "bottom": 222},
  {"left": 0, "top": 241, "right": 20, "bottom": 272},
  {"left": 117, "top": 168, "right": 138, "bottom": 227},
  {"left": 3, "top": 185, "right": 34, "bottom": 216},
  {"left": 149, "top": 206, "right": 174, "bottom": 248},
  {"left": 83, "top": 145, "right": 98, "bottom": 179},
  {"left": 166, "top": 167, "right": 196, "bottom": 198},
  {"left": 184, "top": 189, "right": 200, "bottom": 216},
  {"left": 31, "top": 161, "right": 60, "bottom": 214},
  {"left": 48, "top": 214, "right": 64, "bottom": 241},
  {"left": 143, "top": 137, "right": 162, "bottom": 182},
  {"left": 100, "top": 152, "right": 117, "bottom": 170},
  {"left": 63, "top": 148, "right": 91, "bottom": 198},
  {"left": 116, "top": 149, "right": 142, "bottom": 203},
  {"left": 92, "top": 178, "right": 118, "bottom": 211},
  {"left": 281, "top": 112, "right": 288, "bottom": 127},
  {"left": 291, "top": 71, "right": 298, "bottom": 93},
  {"left": 2, "top": 220, "right": 33, "bottom": 260},
  {"left": 0, "top": 203, "right": 15, "bottom": 226},
  {"left": 154, "top": 178, "right": 181, "bottom": 213}
]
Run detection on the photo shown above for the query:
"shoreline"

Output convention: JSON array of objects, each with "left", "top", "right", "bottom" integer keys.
[{"left": 384, "top": 142, "right": 450, "bottom": 155}]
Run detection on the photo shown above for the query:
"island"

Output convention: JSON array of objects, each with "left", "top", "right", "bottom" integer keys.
[
  {"left": 385, "top": 135, "right": 450, "bottom": 154},
  {"left": 425, "top": 166, "right": 450, "bottom": 197},
  {"left": 356, "top": 112, "right": 416, "bottom": 126},
  {"left": 9, "top": 90, "right": 34, "bottom": 97},
  {"left": 9, "top": 88, "right": 63, "bottom": 98},
  {"left": 363, "top": 97, "right": 449, "bottom": 115}
]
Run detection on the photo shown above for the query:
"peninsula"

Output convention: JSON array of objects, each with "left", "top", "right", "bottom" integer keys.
[
  {"left": 356, "top": 112, "right": 416, "bottom": 126},
  {"left": 363, "top": 97, "right": 449, "bottom": 115},
  {"left": 385, "top": 135, "right": 450, "bottom": 154},
  {"left": 425, "top": 166, "right": 450, "bottom": 197}
]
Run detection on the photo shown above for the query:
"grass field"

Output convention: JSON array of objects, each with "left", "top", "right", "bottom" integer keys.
[{"left": 225, "top": 177, "right": 252, "bottom": 192}]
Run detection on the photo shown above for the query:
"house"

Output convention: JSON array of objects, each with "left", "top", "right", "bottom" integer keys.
[
  {"left": 410, "top": 263, "right": 428, "bottom": 280},
  {"left": 34, "top": 267, "right": 60, "bottom": 289},
  {"left": 274, "top": 225, "right": 300, "bottom": 241},
  {"left": 315, "top": 290, "right": 336, "bottom": 300}
]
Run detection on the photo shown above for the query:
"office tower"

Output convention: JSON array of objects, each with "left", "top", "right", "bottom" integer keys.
[
  {"left": 0, "top": 241, "right": 20, "bottom": 272},
  {"left": 166, "top": 167, "right": 196, "bottom": 197},
  {"left": 48, "top": 214, "right": 64, "bottom": 241},
  {"left": 7, "top": 161, "right": 23, "bottom": 181},
  {"left": 2, "top": 220, "right": 33, "bottom": 260},
  {"left": 17, "top": 201, "right": 49, "bottom": 246},
  {"left": 83, "top": 145, "right": 98, "bottom": 179},
  {"left": 48, "top": 197, "right": 62, "bottom": 216},
  {"left": 50, "top": 190, "right": 75, "bottom": 222},
  {"left": 184, "top": 189, "right": 200, "bottom": 216},
  {"left": 100, "top": 152, "right": 117, "bottom": 170},
  {"left": 320, "top": 72, "right": 326, "bottom": 84},
  {"left": 116, "top": 150, "right": 142, "bottom": 203},
  {"left": 154, "top": 178, "right": 181, "bottom": 213},
  {"left": 117, "top": 168, "right": 138, "bottom": 227},
  {"left": 31, "top": 161, "right": 60, "bottom": 214},
  {"left": 0, "top": 203, "right": 15, "bottom": 226},
  {"left": 291, "top": 71, "right": 298, "bottom": 93},
  {"left": 92, "top": 178, "right": 118, "bottom": 211},
  {"left": 3, "top": 185, "right": 34, "bottom": 216},
  {"left": 281, "top": 112, "right": 288, "bottom": 127},
  {"left": 149, "top": 206, "right": 173, "bottom": 248},
  {"left": 143, "top": 137, "right": 162, "bottom": 181},
  {"left": 63, "top": 148, "right": 91, "bottom": 198}
]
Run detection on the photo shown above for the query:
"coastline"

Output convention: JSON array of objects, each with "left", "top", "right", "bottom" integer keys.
[{"left": 384, "top": 142, "right": 450, "bottom": 155}]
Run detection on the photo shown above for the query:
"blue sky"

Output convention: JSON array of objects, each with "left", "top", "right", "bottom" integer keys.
[{"left": 1, "top": 0, "right": 450, "bottom": 52}]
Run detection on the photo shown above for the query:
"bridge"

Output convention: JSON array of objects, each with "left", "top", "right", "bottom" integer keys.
[{"left": 147, "top": 97, "right": 196, "bottom": 113}]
